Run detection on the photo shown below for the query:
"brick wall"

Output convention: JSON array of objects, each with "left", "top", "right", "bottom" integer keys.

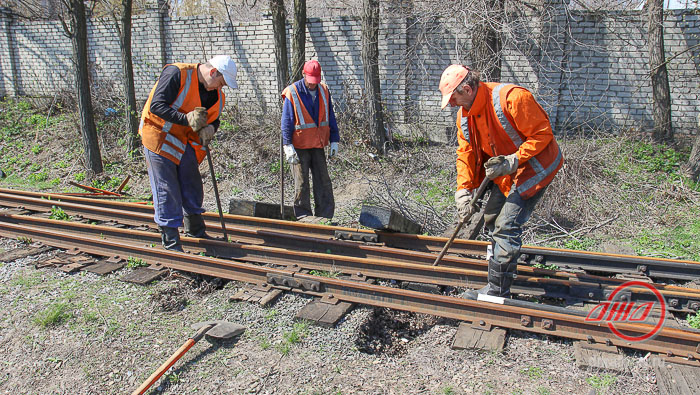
[{"left": 0, "top": 6, "right": 697, "bottom": 142}]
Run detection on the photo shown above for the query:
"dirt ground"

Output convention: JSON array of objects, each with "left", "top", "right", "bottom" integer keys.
[
  {"left": 0, "top": 237, "right": 659, "bottom": 395},
  {"left": 3, "top": 100, "right": 700, "bottom": 394}
]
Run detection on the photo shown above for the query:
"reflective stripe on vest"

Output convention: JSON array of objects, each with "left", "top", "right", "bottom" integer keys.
[
  {"left": 162, "top": 69, "right": 194, "bottom": 134},
  {"left": 290, "top": 85, "right": 329, "bottom": 130},
  {"left": 491, "top": 83, "right": 562, "bottom": 193}
]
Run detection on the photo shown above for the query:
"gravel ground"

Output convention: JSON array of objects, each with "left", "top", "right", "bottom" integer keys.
[{"left": 0, "top": 236, "right": 662, "bottom": 395}]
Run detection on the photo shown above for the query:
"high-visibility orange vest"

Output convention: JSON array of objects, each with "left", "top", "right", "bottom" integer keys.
[
  {"left": 281, "top": 82, "right": 331, "bottom": 149},
  {"left": 139, "top": 63, "right": 224, "bottom": 164},
  {"left": 456, "top": 82, "right": 563, "bottom": 199}
]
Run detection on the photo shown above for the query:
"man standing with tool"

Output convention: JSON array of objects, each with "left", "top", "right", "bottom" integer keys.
[
  {"left": 281, "top": 60, "right": 340, "bottom": 220},
  {"left": 439, "top": 64, "right": 563, "bottom": 298},
  {"left": 139, "top": 55, "right": 237, "bottom": 251}
]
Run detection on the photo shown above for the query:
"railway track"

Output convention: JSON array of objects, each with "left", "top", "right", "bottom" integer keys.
[
  {"left": 2, "top": 212, "right": 700, "bottom": 366},
  {"left": 2, "top": 187, "right": 699, "bottom": 281}
]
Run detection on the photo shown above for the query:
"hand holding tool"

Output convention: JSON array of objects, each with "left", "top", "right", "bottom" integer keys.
[
  {"left": 186, "top": 106, "right": 208, "bottom": 131},
  {"left": 484, "top": 153, "right": 518, "bottom": 180},
  {"left": 433, "top": 177, "right": 491, "bottom": 266}
]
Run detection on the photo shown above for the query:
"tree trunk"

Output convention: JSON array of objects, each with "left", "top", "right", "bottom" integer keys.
[
  {"left": 470, "top": 0, "right": 504, "bottom": 82},
  {"left": 119, "top": 0, "right": 140, "bottom": 156},
  {"left": 270, "top": 0, "right": 289, "bottom": 93},
  {"left": 649, "top": 0, "right": 673, "bottom": 142},
  {"left": 70, "top": 0, "right": 103, "bottom": 174},
  {"left": 290, "top": 0, "right": 306, "bottom": 82},
  {"left": 361, "top": 0, "right": 385, "bottom": 154},
  {"left": 688, "top": 115, "right": 700, "bottom": 182}
]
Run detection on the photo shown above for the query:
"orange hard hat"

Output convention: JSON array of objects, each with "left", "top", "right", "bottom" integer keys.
[{"left": 439, "top": 65, "right": 470, "bottom": 109}]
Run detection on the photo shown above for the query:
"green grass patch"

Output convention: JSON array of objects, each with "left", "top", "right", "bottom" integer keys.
[
  {"left": 632, "top": 217, "right": 700, "bottom": 261},
  {"left": 586, "top": 373, "right": 617, "bottom": 392},
  {"left": 688, "top": 313, "right": 700, "bottom": 329},
  {"left": 49, "top": 205, "right": 71, "bottom": 221},
  {"left": 276, "top": 321, "right": 310, "bottom": 355},
  {"left": 520, "top": 366, "right": 544, "bottom": 379},
  {"left": 309, "top": 269, "right": 341, "bottom": 278},
  {"left": 126, "top": 256, "right": 148, "bottom": 268},
  {"left": 33, "top": 302, "right": 72, "bottom": 328}
]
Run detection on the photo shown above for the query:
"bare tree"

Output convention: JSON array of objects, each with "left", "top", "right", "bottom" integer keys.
[
  {"left": 469, "top": 0, "right": 504, "bottom": 82},
  {"left": 270, "top": 0, "right": 289, "bottom": 93},
  {"left": 362, "top": 0, "right": 385, "bottom": 154},
  {"left": 290, "top": 0, "right": 306, "bottom": 82},
  {"left": 59, "top": 0, "right": 103, "bottom": 174},
  {"left": 111, "top": 0, "right": 140, "bottom": 156},
  {"left": 648, "top": 0, "right": 673, "bottom": 142}
]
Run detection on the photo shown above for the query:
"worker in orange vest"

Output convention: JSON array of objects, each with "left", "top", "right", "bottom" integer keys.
[
  {"left": 139, "top": 55, "right": 237, "bottom": 251},
  {"left": 439, "top": 64, "right": 564, "bottom": 298},
  {"left": 281, "top": 60, "right": 339, "bottom": 219}
]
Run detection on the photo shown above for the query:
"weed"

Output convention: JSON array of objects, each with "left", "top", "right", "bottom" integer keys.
[
  {"left": 688, "top": 313, "right": 700, "bottom": 329},
  {"left": 264, "top": 309, "right": 278, "bottom": 320},
  {"left": 17, "top": 236, "right": 32, "bottom": 244},
  {"left": 259, "top": 337, "right": 272, "bottom": 350},
  {"left": 309, "top": 269, "right": 341, "bottom": 278},
  {"left": 276, "top": 321, "right": 310, "bottom": 355},
  {"left": 520, "top": 366, "right": 544, "bottom": 379},
  {"left": 269, "top": 160, "right": 289, "bottom": 174},
  {"left": 586, "top": 373, "right": 617, "bottom": 393},
  {"left": 49, "top": 205, "right": 71, "bottom": 221},
  {"left": 126, "top": 256, "right": 148, "bottom": 268},
  {"left": 28, "top": 171, "right": 48, "bottom": 183},
  {"left": 74, "top": 172, "right": 86, "bottom": 182},
  {"left": 441, "top": 386, "right": 455, "bottom": 395},
  {"left": 165, "top": 372, "right": 179, "bottom": 384},
  {"left": 83, "top": 310, "right": 100, "bottom": 323},
  {"left": 536, "top": 387, "right": 551, "bottom": 395},
  {"left": 563, "top": 237, "right": 597, "bottom": 251},
  {"left": 33, "top": 302, "right": 72, "bottom": 328},
  {"left": 533, "top": 263, "right": 560, "bottom": 271}
]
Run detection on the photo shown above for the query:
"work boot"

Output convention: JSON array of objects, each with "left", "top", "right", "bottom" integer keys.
[
  {"left": 461, "top": 258, "right": 517, "bottom": 299},
  {"left": 184, "top": 214, "right": 209, "bottom": 239},
  {"left": 159, "top": 226, "right": 184, "bottom": 252}
]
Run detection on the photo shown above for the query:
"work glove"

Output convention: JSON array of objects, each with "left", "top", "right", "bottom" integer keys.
[
  {"left": 198, "top": 124, "right": 215, "bottom": 146},
  {"left": 484, "top": 153, "right": 519, "bottom": 180},
  {"left": 455, "top": 188, "right": 474, "bottom": 220},
  {"left": 328, "top": 142, "right": 339, "bottom": 158},
  {"left": 186, "top": 107, "right": 208, "bottom": 132},
  {"left": 283, "top": 144, "right": 300, "bottom": 165}
]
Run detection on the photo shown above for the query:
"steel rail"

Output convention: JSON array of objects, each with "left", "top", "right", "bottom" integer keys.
[
  {"left": 2, "top": 188, "right": 700, "bottom": 281},
  {"left": 1, "top": 219, "right": 699, "bottom": 364},
  {"left": 2, "top": 213, "right": 700, "bottom": 314}
]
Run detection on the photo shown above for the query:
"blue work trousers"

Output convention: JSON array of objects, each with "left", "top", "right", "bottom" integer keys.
[
  {"left": 483, "top": 184, "right": 547, "bottom": 265},
  {"left": 144, "top": 145, "right": 204, "bottom": 228}
]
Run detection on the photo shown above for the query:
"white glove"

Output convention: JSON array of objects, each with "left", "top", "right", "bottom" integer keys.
[
  {"left": 198, "top": 124, "right": 215, "bottom": 146},
  {"left": 484, "top": 153, "right": 519, "bottom": 180},
  {"left": 283, "top": 144, "right": 300, "bottom": 165},
  {"left": 329, "top": 142, "right": 339, "bottom": 158},
  {"left": 455, "top": 188, "right": 474, "bottom": 220}
]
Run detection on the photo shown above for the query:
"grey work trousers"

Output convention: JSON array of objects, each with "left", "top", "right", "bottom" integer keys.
[
  {"left": 292, "top": 148, "right": 335, "bottom": 219},
  {"left": 482, "top": 183, "right": 547, "bottom": 266}
]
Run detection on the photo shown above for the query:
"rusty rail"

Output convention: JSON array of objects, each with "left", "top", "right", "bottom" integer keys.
[{"left": 1, "top": 218, "right": 699, "bottom": 365}]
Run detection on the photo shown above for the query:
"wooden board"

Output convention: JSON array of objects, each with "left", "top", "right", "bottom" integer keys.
[
  {"left": 295, "top": 299, "right": 354, "bottom": 328},
  {"left": 120, "top": 266, "right": 167, "bottom": 284},
  {"left": 359, "top": 205, "right": 421, "bottom": 234},
  {"left": 228, "top": 199, "right": 294, "bottom": 220},
  {"left": 0, "top": 245, "right": 53, "bottom": 262},
  {"left": 451, "top": 322, "right": 506, "bottom": 351},
  {"left": 652, "top": 357, "right": 700, "bottom": 395},
  {"left": 573, "top": 341, "right": 628, "bottom": 373}
]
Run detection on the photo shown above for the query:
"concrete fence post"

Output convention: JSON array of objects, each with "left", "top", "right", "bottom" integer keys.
[{"left": 0, "top": 7, "right": 18, "bottom": 97}]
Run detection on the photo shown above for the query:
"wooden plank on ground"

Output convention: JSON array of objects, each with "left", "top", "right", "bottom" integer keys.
[
  {"left": 83, "top": 257, "right": 125, "bottom": 275},
  {"left": 295, "top": 299, "right": 354, "bottom": 328},
  {"left": 451, "top": 322, "right": 506, "bottom": 351},
  {"left": 652, "top": 357, "right": 700, "bottom": 395},
  {"left": 0, "top": 245, "right": 53, "bottom": 262},
  {"left": 573, "top": 341, "right": 628, "bottom": 373},
  {"left": 120, "top": 265, "right": 167, "bottom": 284},
  {"left": 359, "top": 205, "right": 421, "bottom": 234},
  {"left": 228, "top": 199, "right": 294, "bottom": 220}
]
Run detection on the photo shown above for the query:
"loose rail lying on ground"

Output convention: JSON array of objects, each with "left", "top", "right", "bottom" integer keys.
[
  {"left": 1, "top": 217, "right": 699, "bottom": 366},
  {"left": 2, "top": 188, "right": 698, "bottom": 281}
]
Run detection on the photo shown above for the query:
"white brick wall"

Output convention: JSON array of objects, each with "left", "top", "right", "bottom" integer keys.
[{"left": 0, "top": 8, "right": 697, "bottom": 142}]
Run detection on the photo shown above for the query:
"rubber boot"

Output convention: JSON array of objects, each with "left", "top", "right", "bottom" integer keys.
[
  {"left": 184, "top": 214, "right": 209, "bottom": 239},
  {"left": 486, "top": 257, "right": 517, "bottom": 297},
  {"left": 461, "top": 258, "right": 517, "bottom": 299},
  {"left": 159, "top": 226, "right": 184, "bottom": 252}
]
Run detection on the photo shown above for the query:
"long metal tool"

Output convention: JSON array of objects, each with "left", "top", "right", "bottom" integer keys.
[
  {"left": 433, "top": 178, "right": 491, "bottom": 266},
  {"left": 205, "top": 146, "right": 228, "bottom": 242}
]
